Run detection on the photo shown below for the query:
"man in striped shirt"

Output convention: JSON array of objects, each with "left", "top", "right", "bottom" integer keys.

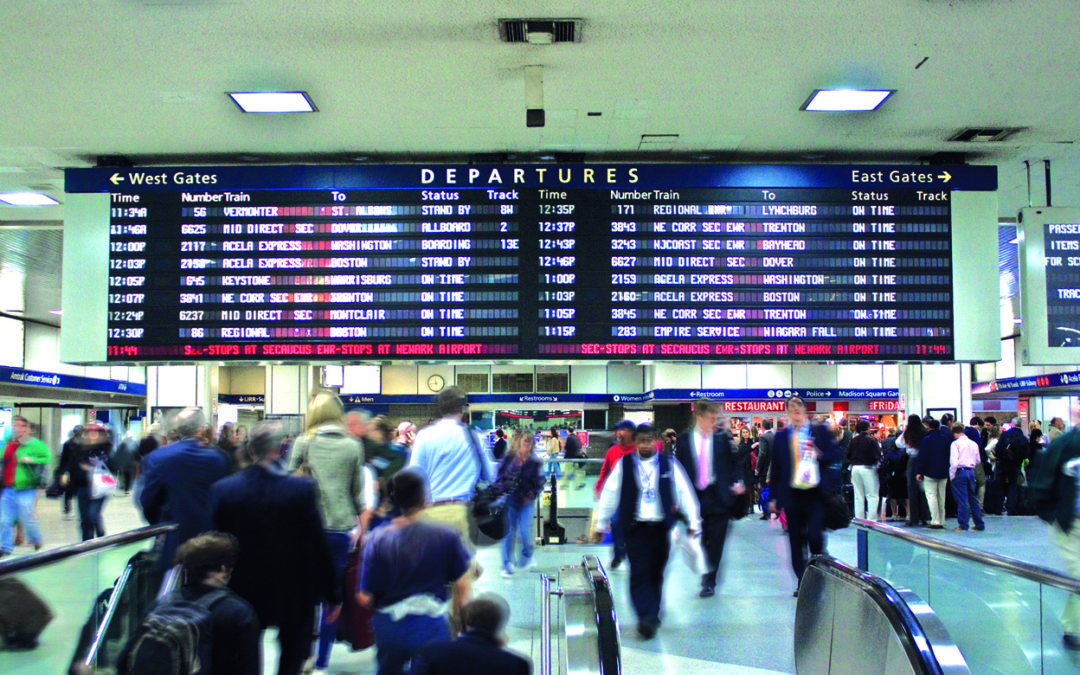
[{"left": 950, "top": 423, "right": 986, "bottom": 532}]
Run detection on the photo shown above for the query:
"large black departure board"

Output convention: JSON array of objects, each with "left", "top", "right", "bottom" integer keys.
[{"left": 64, "top": 164, "right": 997, "bottom": 362}]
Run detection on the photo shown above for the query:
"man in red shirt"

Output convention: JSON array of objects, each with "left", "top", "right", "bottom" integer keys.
[
  {"left": 594, "top": 420, "right": 636, "bottom": 570},
  {"left": 1, "top": 416, "right": 51, "bottom": 558}
]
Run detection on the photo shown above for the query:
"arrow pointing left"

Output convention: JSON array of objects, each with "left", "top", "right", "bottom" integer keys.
[{"left": 109, "top": 173, "right": 124, "bottom": 185}]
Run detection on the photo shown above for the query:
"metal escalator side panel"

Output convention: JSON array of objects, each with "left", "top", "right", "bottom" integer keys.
[
  {"left": 794, "top": 566, "right": 836, "bottom": 674},
  {"left": 796, "top": 556, "right": 969, "bottom": 675}
]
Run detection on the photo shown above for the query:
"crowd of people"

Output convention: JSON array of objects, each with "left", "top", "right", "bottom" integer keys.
[{"left": 5, "top": 393, "right": 1075, "bottom": 667}]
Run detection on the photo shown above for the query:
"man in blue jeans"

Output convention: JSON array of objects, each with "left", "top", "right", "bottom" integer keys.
[
  {"left": 949, "top": 423, "right": 986, "bottom": 532},
  {"left": 359, "top": 470, "right": 472, "bottom": 675},
  {"left": 0, "top": 416, "right": 50, "bottom": 558}
]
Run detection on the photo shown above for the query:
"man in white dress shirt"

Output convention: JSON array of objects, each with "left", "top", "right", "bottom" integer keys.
[
  {"left": 592, "top": 424, "right": 700, "bottom": 639},
  {"left": 949, "top": 422, "right": 986, "bottom": 532}
]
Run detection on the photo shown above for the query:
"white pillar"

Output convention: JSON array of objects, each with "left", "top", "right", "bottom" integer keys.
[{"left": 265, "top": 365, "right": 312, "bottom": 415}]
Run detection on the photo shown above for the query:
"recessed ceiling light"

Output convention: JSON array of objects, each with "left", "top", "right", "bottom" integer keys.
[
  {"left": 50, "top": 310, "right": 62, "bottom": 316},
  {"left": 0, "top": 192, "right": 59, "bottom": 206},
  {"left": 801, "top": 89, "right": 894, "bottom": 112},
  {"left": 228, "top": 91, "right": 317, "bottom": 113}
]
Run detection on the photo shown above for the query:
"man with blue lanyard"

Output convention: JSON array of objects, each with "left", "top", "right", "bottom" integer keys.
[{"left": 592, "top": 424, "right": 700, "bottom": 639}]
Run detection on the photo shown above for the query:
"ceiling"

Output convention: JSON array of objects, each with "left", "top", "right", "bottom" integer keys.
[{"left": 2, "top": 0, "right": 1079, "bottom": 328}]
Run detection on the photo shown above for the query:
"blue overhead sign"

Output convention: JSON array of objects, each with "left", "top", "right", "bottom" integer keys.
[
  {"left": 217, "top": 394, "right": 265, "bottom": 405},
  {"left": 65, "top": 163, "right": 998, "bottom": 193},
  {"left": 0, "top": 367, "right": 146, "bottom": 396},
  {"left": 339, "top": 388, "right": 898, "bottom": 406},
  {"left": 973, "top": 372, "right": 1068, "bottom": 395}
]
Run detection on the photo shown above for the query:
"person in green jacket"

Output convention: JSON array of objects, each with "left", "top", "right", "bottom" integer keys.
[{"left": 0, "top": 416, "right": 51, "bottom": 557}]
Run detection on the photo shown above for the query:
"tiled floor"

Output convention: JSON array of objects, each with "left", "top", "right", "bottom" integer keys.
[{"left": 2, "top": 491, "right": 1077, "bottom": 674}]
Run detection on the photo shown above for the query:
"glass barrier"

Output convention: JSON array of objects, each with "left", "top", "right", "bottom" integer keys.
[
  {"left": 0, "top": 525, "right": 174, "bottom": 675},
  {"left": 859, "top": 520, "right": 1080, "bottom": 675}
]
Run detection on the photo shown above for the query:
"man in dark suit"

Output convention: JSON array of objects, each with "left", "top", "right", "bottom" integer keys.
[
  {"left": 768, "top": 396, "right": 843, "bottom": 595},
  {"left": 675, "top": 398, "right": 745, "bottom": 597},
  {"left": 212, "top": 421, "right": 341, "bottom": 675},
  {"left": 755, "top": 419, "right": 775, "bottom": 519},
  {"left": 140, "top": 407, "right": 231, "bottom": 574},
  {"left": 411, "top": 594, "right": 531, "bottom": 675}
]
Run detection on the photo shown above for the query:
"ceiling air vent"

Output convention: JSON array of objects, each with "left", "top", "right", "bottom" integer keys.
[
  {"left": 499, "top": 19, "right": 582, "bottom": 44},
  {"left": 948, "top": 128, "right": 1022, "bottom": 143}
]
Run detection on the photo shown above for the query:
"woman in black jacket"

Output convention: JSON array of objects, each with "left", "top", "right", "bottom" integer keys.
[
  {"left": 847, "top": 420, "right": 882, "bottom": 521},
  {"left": 60, "top": 423, "right": 112, "bottom": 541},
  {"left": 900, "top": 415, "right": 929, "bottom": 526}
]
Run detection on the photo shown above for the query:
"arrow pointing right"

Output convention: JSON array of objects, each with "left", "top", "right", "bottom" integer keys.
[
  {"left": 937, "top": 171, "right": 952, "bottom": 183},
  {"left": 109, "top": 173, "right": 124, "bottom": 185}
]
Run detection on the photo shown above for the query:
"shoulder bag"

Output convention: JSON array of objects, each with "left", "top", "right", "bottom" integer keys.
[{"left": 462, "top": 423, "right": 508, "bottom": 541}]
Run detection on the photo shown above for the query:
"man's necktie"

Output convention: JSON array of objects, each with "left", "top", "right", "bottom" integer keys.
[{"left": 698, "top": 434, "right": 709, "bottom": 491}]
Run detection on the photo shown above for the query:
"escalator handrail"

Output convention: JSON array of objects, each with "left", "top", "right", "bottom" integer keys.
[
  {"left": 855, "top": 518, "right": 1080, "bottom": 594},
  {"left": 83, "top": 559, "right": 137, "bottom": 668},
  {"left": 0, "top": 523, "right": 177, "bottom": 578},
  {"left": 582, "top": 556, "right": 622, "bottom": 675},
  {"left": 806, "top": 554, "right": 968, "bottom": 674}
]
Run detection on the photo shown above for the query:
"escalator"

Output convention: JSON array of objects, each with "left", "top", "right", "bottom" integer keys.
[
  {"left": 797, "top": 554, "right": 969, "bottom": 674},
  {"left": 540, "top": 554, "right": 621, "bottom": 675},
  {"left": 0, "top": 524, "right": 176, "bottom": 674}
]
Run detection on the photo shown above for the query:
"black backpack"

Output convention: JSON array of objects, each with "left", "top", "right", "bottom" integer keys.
[
  {"left": 997, "top": 434, "right": 1022, "bottom": 465},
  {"left": 117, "top": 589, "right": 229, "bottom": 675}
]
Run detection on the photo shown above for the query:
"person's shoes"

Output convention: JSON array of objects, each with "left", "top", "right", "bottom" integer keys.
[
  {"left": 610, "top": 557, "right": 623, "bottom": 571},
  {"left": 973, "top": 525, "right": 986, "bottom": 531},
  {"left": 1065, "top": 634, "right": 1080, "bottom": 651},
  {"left": 699, "top": 585, "right": 715, "bottom": 598},
  {"left": 576, "top": 483, "right": 586, "bottom": 489},
  {"left": 501, "top": 566, "right": 514, "bottom": 578},
  {"left": 953, "top": 527, "right": 968, "bottom": 532},
  {"left": 637, "top": 619, "right": 659, "bottom": 640},
  {"left": 33, "top": 542, "right": 42, "bottom": 552},
  {"left": 520, "top": 557, "right": 537, "bottom": 571},
  {"left": 929, "top": 524, "right": 944, "bottom": 530}
]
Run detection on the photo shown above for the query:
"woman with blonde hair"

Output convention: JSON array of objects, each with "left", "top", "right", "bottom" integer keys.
[
  {"left": 288, "top": 391, "right": 365, "bottom": 673},
  {"left": 494, "top": 429, "right": 545, "bottom": 577}
]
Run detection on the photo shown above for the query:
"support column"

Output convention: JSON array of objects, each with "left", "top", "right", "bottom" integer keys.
[
  {"left": 145, "top": 364, "right": 218, "bottom": 423},
  {"left": 265, "top": 365, "right": 312, "bottom": 415},
  {"left": 898, "top": 363, "right": 970, "bottom": 424}
]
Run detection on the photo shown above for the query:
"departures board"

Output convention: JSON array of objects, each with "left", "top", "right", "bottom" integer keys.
[{"left": 63, "top": 164, "right": 998, "bottom": 362}]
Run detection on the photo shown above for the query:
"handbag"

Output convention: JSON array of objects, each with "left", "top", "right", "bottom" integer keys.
[
  {"left": 821, "top": 490, "right": 852, "bottom": 530},
  {"left": 292, "top": 435, "right": 312, "bottom": 477},
  {"left": 336, "top": 540, "right": 374, "bottom": 650},
  {"left": 462, "top": 423, "right": 508, "bottom": 541},
  {"left": 90, "top": 462, "right": 118, "bottom": 499},
  {"left": 671, "top": 525, "right": 707, "bottom": 575}
]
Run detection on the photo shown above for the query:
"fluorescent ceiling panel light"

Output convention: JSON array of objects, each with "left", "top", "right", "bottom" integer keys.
[
  {"left": 801, "top": 89, "right": 894, "bottom": 112},
  {"left": 50, "top": 310, "right": 62, "bottom": 315},
  {"left": 228, "top": 91, "right": 316, "bottom": 113},
  {"left": 0, "top": 192, "right": 59, "bottom": 206}
]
